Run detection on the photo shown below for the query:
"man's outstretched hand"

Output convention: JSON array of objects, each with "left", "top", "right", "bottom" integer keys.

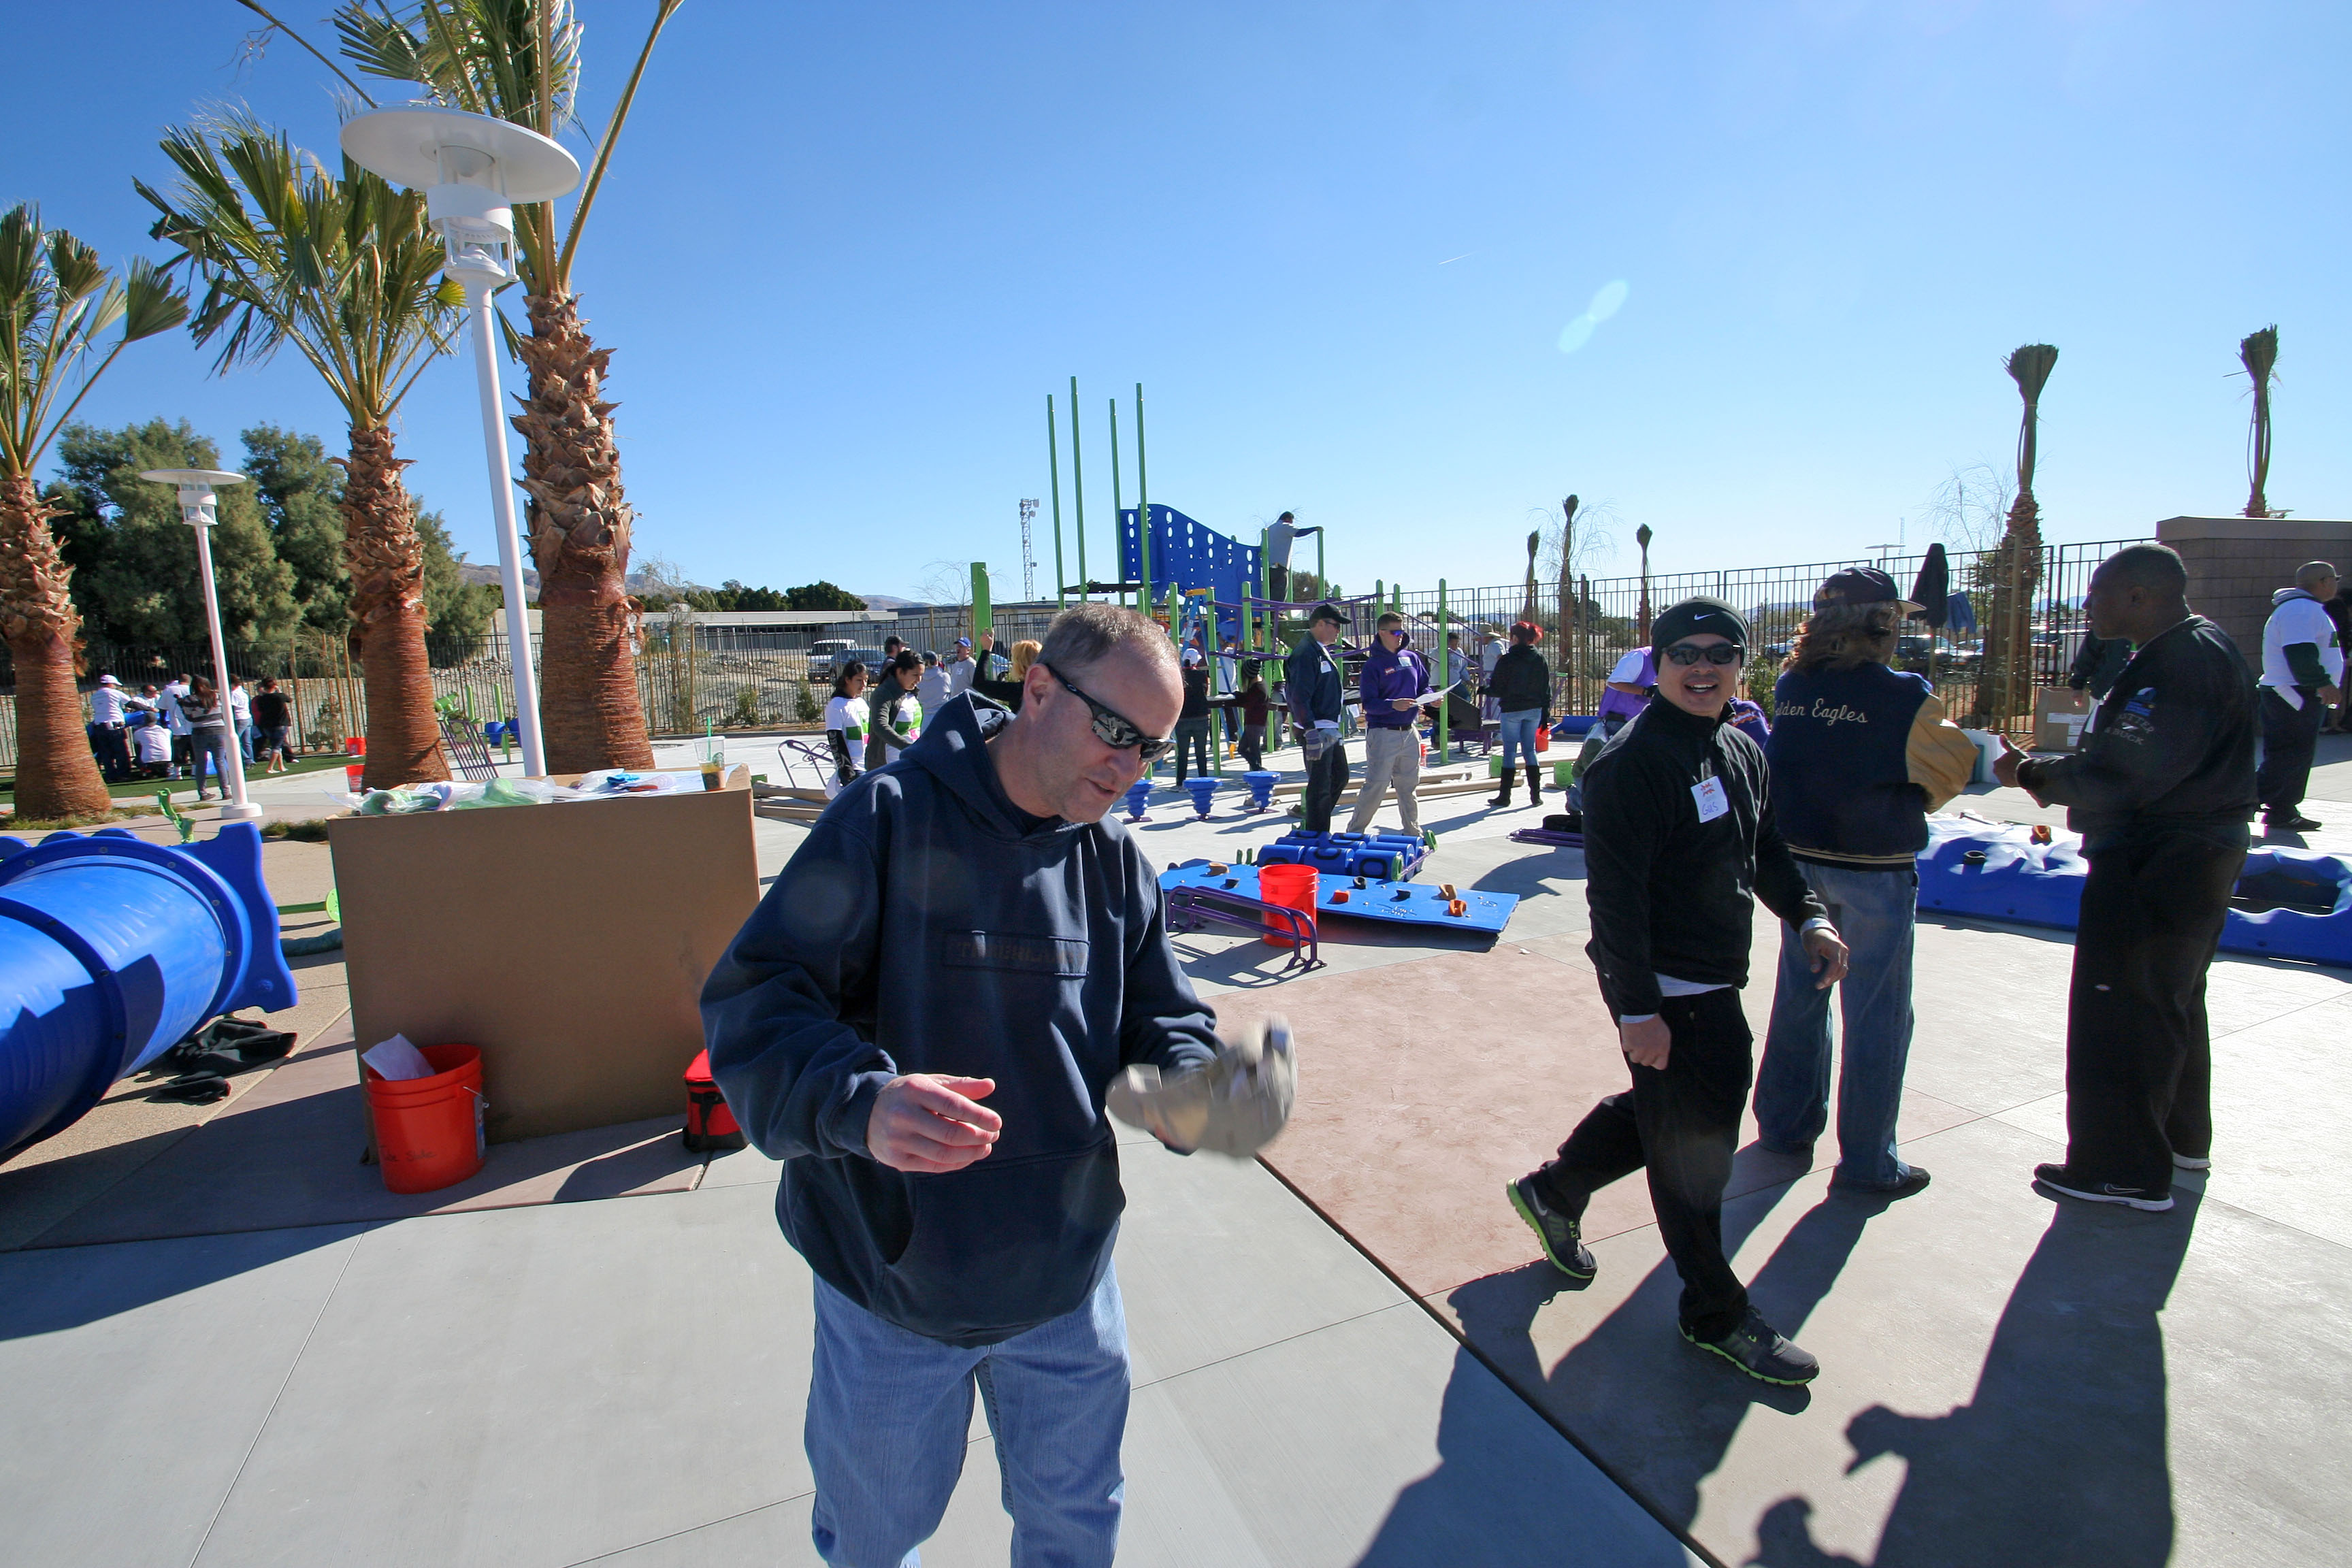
[{"left": 867, "top": 1074, "right": 1000, "bottom": 1173}]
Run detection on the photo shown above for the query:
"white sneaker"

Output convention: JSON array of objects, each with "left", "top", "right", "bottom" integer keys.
[{"left": 2172, "top": 1153, "right": 2211, "bottom": 1171}]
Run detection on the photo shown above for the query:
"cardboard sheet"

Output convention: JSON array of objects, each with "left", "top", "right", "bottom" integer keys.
[{"left": 330, "top": 782, "right": 760, "bottom": 1142}]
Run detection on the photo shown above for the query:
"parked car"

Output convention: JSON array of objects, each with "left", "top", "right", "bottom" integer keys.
[{"left": 808, "top": 640, "right": 883, "bottom": 681}]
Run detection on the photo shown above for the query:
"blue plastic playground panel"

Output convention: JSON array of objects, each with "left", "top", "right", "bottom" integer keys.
[
  {"left": 1161, "top": 861, "right": 1516, "bottom": 936},
  {"left": 1916, "top": 817, "right": 2352, "bottom": 967},
  {"left": 1117, "top": 504, "right": 1263, "bottom": 642},
  {"left": 0, "top": 823, "right": 296, "bottom": 1156},
  {"left": 1257, "top": 829, "right": 1428, "bottom": 882}
]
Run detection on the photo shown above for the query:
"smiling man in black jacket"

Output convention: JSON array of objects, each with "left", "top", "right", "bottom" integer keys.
[
  {"left": 1509, "top": 597, "right": 1848, "bottom": 1386},
  {"left": 704, "top": 603, "right": 1218, "bottom": 1567}
]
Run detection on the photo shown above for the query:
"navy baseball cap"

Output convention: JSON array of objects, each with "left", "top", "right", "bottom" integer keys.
[{"left": 1814, "top": 566, "right": 1922, "bottom": 614}]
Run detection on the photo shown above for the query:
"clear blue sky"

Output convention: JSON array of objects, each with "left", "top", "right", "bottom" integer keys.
[{"left": 10, "top": 1, "right": 2348, "bottom": 602}]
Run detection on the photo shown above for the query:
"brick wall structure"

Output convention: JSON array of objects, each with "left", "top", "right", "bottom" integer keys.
[{"left": 2157, "top": 517, "right": 2352, "bottom": 659}]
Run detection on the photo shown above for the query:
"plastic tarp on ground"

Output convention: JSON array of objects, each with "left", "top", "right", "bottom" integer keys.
[{"left": 1916, "top": 815, "right": 2352, "bottom": 966}]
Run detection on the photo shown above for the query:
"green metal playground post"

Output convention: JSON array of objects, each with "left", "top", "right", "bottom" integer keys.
[
  {"left": 1108, "top": 399, "right": 1123, "bottom": 605},
  {"left": 1437, "top": 578, "right": 1450, "bottom": 764},
  {"left": 1258, "top": 527, "right": 1273, "bottom": 651},
  {"left": 970, "top": 562, "right": 992, "bottom": 639},
  {"left": 1047, "top": 395, "right": 1066, "bottom": 608},
  {"left": 1068, "top": 377, "right": 1086, "bottom": 600},
  {"left": 1135, "top": 384, "right": 1151, "bottom": 614},
  {"left": 1316, "top": 532, "right": 1325, "bottom": 601}
]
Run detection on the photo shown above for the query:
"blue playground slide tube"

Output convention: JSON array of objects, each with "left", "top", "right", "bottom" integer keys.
[{"left": 0, "top": 823, "right": 297, "bottom": 1158}]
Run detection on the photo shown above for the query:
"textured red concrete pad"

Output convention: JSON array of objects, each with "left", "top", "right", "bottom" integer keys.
[
  {"left": 1217, "top": 945, "right": 1674, "bottom": 1296},
  {"left": 1218, "top": 941, "right": 1978, "bottom": 1298}
]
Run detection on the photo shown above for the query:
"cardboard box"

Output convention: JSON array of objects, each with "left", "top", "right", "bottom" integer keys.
[
  {"left": 2034, "top": 687, "right": 2093, "bottom": 753},
  {"left": 329, "top": 772, "right": 760, "bottom": 1143}
]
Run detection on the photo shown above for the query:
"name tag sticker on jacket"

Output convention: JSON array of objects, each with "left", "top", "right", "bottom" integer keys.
[
  {"left": 939, "top": 931, "right": 1090, "bottom": 977},
  {"left": 1692, "top": 777, "right": 1729, "bottom": 822}
]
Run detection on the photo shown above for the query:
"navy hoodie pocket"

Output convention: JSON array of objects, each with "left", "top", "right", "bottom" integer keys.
[{"left": 877, "top": 1139, "right": 1125, "bottom": 1341}]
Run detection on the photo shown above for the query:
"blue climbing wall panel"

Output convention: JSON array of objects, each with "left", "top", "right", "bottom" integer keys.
[{"left": 1117, "top": 505, "right": 1263, "bottom": 645}]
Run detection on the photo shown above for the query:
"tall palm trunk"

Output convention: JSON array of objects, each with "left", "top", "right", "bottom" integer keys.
[
  {"left": 512, "top": 289, "right": 653, "bottom": 772},
  {"left": 0, "top": 473, "right": 112, "bottom": 821},
  {"left": 1555, "top": 495, "right": 1578, "bottom": 704},
  {"left": 340, "top": 423, "right": 447, "bottom": 789},
  {"left": 2242, "top": 326, "right": 2278, "bottom": 520},
  {"left": 1972, "top": 344, "right": 2057, "bottom": 728}
]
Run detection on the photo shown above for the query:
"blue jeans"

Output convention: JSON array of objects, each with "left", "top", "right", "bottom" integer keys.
[
  {"left": 806, "top": 1267, "right": 1128, "bottom": 1568},
  {"left": 1755, "top": 861, "right": 1918, "bottom": 1187},
  {"left": 1497, "top": 708, "right": 1541, "bottom": 772}
]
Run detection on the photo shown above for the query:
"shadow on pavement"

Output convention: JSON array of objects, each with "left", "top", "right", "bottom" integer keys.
[{"left": 1752, "top": 1194, "right": 2198, "bottom": 1568}]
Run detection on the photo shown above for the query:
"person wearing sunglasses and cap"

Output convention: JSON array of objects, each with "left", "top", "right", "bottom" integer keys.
[
  {"left": 1509, "top": 596, "right": 1848, "bottom": 1386},
  {"left": 703, "top": 602, "right": 1225, "bottom": 1567},
  {"left": 1754, "top": 568, "right": 1979, "bottom": 1201},
  {"left": 1285, "top": 602, "right": 1354, "bottom": 832}
]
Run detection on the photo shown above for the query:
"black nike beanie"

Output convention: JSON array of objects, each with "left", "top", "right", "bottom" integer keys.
[{"left": 1650, "top": 596, "right": 1750, "bottom": 654}]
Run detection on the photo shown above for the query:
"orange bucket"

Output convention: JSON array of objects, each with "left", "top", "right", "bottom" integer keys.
[
  {"left": 1258, "top": 864, "right": 1320, "bottom": 948},
  {"left": 365, "top": 1043, "right": 486, "bottom": 1194}
]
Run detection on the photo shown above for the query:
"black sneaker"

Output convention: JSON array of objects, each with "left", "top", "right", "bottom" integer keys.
[
  {"left": 1682, "top": 1307, "right": 1820, "bottom": 1385},
  {"left": 2033, "top": 1161, "right": 2174, "bottom": 1212},
  {"left": 1831, "top": 1164, "right": 1931, "bottom": 1199},
  {"left": 2266, "top": 813, "right": 2322, "bottom": 833},
  {"left": 1507, "top": 1176, "right": 1596, "bottom": 1279}
]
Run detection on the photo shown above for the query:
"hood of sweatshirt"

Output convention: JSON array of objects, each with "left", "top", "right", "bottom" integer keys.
[
  {"left": 902, "top": 691, "right": 1079, "bottom": 844},
  {"left": 2274, "top": 587, "right": 2321, "bottom": 607}
]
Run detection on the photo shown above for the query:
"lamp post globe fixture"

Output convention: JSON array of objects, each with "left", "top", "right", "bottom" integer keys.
[
  {"left": 137, "top": 468, "right": 263, "bottom": 820},
  {"left": 340, "top": 105, "right": 582, "bottom": 780}
]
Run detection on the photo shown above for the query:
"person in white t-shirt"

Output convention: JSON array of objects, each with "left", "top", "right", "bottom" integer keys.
[
  {"left": 88, "top": 674, "right": 132, "bottom": 780},
  {"left": 2255, "top": 561, "right": 2345, "bottom": 832},
  {"left": 161, "top": 675, "right": 193, "bottom": 779},
  {"left": 823, "top": 662, "right": 872, "bottom": 796},
  {"left": 228, "top": 679, "right": 255, "bottom": 764},
  {"left": 1477, "top": 627, "right": 1507, "bottom": 721}
]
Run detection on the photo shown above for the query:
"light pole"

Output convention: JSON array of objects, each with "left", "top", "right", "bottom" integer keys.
[
  {"left": 139, "top": 468, "right": 263, "bottom": 819},
  {"left": 340, "top": 105, "right": 581, "bottom": 779}
]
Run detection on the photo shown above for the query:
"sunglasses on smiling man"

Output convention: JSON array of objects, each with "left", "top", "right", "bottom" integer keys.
[
  {"left": 1043, "top": 663, "right": 1175, "bottom": 762},
  {"left": 1661, "top": 640, "right": 1746, "bottom": 666}
]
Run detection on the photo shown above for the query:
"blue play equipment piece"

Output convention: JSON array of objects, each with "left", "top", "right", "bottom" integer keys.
[
  {"left": 1182, "top": 777, "right": 1218, "bottom": 817},
  {"left": 1258, "top": 829, "right": 1428, "bottom": 883},
  {"left": 1162, "top": 861, "right": 1516, "bottom": 936},
  {"left": 0, "top": 822, "right": 297, "bottom": 1158},
  {"left": 1122, "top": 778, "right": 1153, "bottom": 822},
  {"left": 1916, "top": 817, "right": 2352, "bottom": 967},
  {"left": 1117, "top": 504, "right": 1262, "bottom": 645},
  {"left": 1240, "top": 770, "right": 1280, "bottom": 813}
]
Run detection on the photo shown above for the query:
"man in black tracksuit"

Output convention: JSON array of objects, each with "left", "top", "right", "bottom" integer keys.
[
  {"left": 1509, "top": 598, "right": 1848, "bottom": 1386},
  {"left": 1284, "top": 602, "right": 1352, "bottom": 832},
  {"left": 1996, "top": 544, "right": 2257, "bottom": 1212}
]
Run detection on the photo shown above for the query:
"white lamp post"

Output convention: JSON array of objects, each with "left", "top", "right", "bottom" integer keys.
[
  {"left": 138, "top": 468, "right": 264, "bottom": 820},
  {"left": 340, "top": 105, "right": 581, "bottom": 779}
]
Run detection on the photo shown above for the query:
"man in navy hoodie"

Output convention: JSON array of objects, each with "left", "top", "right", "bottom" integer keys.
[{"left": 704, "top": 603, "right": 1218, "bottom": 1567}]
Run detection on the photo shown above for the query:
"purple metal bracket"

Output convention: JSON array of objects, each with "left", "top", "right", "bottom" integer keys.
[{"left": 1165, "top": 883, "right": 1323, "bottom": 973}]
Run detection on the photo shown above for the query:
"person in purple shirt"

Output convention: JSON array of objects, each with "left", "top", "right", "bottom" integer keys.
[
  {"left": 1348, "top": 611, "right": 1434, "bottom": 835},
  {"left": 1597, "top": 647, "right": 1656, "bottom": 734}
]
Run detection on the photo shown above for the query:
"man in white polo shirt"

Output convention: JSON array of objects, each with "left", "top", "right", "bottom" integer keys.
[{"left": 2255, "top": 561, "right": 2342, "bottom": 833}]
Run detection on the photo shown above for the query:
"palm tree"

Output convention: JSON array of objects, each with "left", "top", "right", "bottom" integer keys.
[
  {"left": 0, "top": 206, "right": 188, "bottom": 820},
  {"left": 1555, "top": 494, "right": 1578, "bottom": 700},
  {"left": 1635, "top": 523, "right": 1654, "bottom": 641},
  {"left": 2240, "top": 325, "right": 2279, "bottom": 519},
  {"left": 142, "top": 114, "right": 466, "bottom": 789},
  {"left": 318, "top": 0, "right": 683, "bottom": 772},
  {"left": 1521, "top": 529, "right": 1541, "bottom": 621},
  {"left": 1972, "top": 343, "right": 2058, "bottom": 727}
]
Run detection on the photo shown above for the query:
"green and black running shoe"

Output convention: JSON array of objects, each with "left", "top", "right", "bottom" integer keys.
[
  {"left": 1507, "top": 1176, "right": 1596, "bottom": 1280},
  {"left": 1682, "top": 1308, "right": 1820, "bottom": 1386}
]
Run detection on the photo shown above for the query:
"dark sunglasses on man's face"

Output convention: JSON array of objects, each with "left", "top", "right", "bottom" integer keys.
[
  {"left": 1044, "top": 664, "right": 1173, "bottom": 762},
  {"left": 1662, "top": 641, "right": 1745, "bottom": 667}
]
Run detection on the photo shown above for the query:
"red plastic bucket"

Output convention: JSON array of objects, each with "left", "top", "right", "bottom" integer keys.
[
  {"left": 365, "top": 1043, "right": 486, "bottom": 1194},
  {"left": 1259, "top": 864, "right": 1320, "bottom": 948}
]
